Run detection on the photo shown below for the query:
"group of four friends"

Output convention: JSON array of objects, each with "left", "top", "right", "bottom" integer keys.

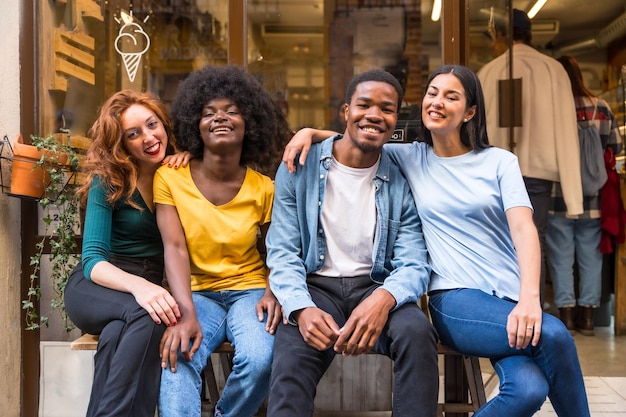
[{"left": 63, "top": 63, "right": 590, "bottom": 417}]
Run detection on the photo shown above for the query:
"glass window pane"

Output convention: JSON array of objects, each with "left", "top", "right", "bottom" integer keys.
[
  {"left": 247, "top": 1, "right": 439, "bottom": 137},
  {"left": 469, "top": 1, "right": 510, "bottom": 72},
  {"left": 37, "top": 1, "right": 229, "bottom": 138}
]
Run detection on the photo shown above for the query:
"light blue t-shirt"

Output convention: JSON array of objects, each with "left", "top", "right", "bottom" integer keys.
[{"left": 385, "top": 142, "right": 532, "bottom": 301}]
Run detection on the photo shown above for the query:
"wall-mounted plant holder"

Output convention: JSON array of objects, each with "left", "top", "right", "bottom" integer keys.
[
  {"left": 3, "top": 131, "right": 84, "bottom": 331},
  {"left": 0, "top": 133, "right": 76, "bottom": 201}
]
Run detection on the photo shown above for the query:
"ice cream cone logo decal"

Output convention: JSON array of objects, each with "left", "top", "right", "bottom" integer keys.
[{"left": 115, "top": 11, "right": 151, "bottom": 83}]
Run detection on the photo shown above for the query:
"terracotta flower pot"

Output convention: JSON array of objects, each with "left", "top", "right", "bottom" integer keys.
[
  {"left": 9, "top": 134, "right": 68, "bottom": 199},
  {"left": 10, "top": 134, "right": 49, "bottom": 199}
]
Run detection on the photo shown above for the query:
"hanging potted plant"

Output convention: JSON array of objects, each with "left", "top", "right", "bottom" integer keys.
[
  {"left": 0, "top": 133, "right": 69, "bottom": 200},
  {"left": 18, "top": 130, "right": 83, "bottom": 331},
  {"left": 10, "top": 133, "right": 54, "bottom": 199}
]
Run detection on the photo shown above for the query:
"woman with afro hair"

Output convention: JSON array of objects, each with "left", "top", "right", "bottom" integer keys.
[{"left": 154, "top": 65, "right": 292, "bottom": 417}]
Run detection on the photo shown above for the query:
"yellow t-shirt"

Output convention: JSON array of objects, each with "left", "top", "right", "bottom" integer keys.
[{"left": 153, "top": 165, "right": 273, "bottom": 292}]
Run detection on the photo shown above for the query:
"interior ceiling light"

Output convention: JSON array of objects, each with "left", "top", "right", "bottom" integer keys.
[
  {"left": 431, "top": 0, "right": 442, "bottom": 22},
  {"left": 528, "top": 0, "right": 548, "bottom": 19}
]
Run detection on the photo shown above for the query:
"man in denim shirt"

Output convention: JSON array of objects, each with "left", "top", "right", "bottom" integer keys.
[{"left": 265, "top": 69, "right": 439, "bottom": 417}]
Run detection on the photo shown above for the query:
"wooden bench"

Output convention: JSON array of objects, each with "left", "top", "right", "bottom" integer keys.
[
  {"left": 69, "top": 333, "right": 100, "bottom": 350},
  {"left": 71, "top": 333, "right": 487, "bottom": 416}
]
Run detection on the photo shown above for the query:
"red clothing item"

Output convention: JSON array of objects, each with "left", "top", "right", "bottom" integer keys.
[{"left": 600, "top": 148, "right": 626, "bottom": 254}]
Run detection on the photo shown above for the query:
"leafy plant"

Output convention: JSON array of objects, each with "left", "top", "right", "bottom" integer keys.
[{"left": 23, "top": 130, "right": 81, "bottom": 332}]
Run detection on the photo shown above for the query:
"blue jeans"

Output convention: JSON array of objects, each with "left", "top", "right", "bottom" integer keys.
[
  {"left": 429, "top": 289, "right": 589, "bottom": 417},
  {"left": 158, "top": 289, "right": 273, "bottom": 417},
  {"left": 546, "top": 215, "right": 602, "bottom": 308}
]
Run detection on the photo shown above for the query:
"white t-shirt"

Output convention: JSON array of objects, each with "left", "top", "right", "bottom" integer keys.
[
  {"left": 317, "top": 156, "right": 379, "bottom": 277},
  {"left": 385, "top": 142, "right": 531, "bottom": 301}
]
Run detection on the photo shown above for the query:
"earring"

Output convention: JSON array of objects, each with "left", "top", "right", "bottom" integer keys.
[{"left": 464, "top": 118, "right": 469, "bottom": 122}]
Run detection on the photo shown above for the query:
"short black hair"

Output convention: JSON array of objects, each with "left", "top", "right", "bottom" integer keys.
[
  {"left": 512, "top": 9, "right": 532, "bottom": 44},
  {"left": 344, "top": 69, "right": 404, "bottom": 110}
]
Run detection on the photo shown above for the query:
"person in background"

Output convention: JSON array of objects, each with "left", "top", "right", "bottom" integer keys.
[
  {"left": 546, "top": 55, "right": 623, "bottom": 336},
  {"left": 64, "top": 90, "right": 190, "bottom": 417},
  {"left": 286, "top": 64, "right": 590, "bottom": 417},
  {"left": 155, "top": 65, "right": 292, "bottom": 417},
  {"left": 477, "top": 9, "right": 582, "bottom": 304},
  {"left": 266, "top": 68, "right": 439, "bottom": 417}
]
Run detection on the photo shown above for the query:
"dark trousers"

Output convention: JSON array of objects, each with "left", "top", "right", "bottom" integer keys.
[
  {"left": 523, "top": 177, "right": 553, "bottom": 304},
  {"left": 64, "top": 255, "right": 166, "bottom": 417},
  {"left": 267, "top": 275, "right": 439, "bottom": 417}
]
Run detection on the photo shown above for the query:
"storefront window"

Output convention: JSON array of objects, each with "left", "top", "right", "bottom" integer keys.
[
  {"left": 247, "top": 1, "right": 436, "bottom": 135},
  {"left": 246, "top": 0, "right": 325, "bottom": 130},
  {"left": 36, "top": 0, "right": 229, "bottom": 139},
  {"left": 37, "top": 1, "right": 443, "bottom": 138},
  {"left": 145, "top": 1, "right": 229, "bottom": 103}
]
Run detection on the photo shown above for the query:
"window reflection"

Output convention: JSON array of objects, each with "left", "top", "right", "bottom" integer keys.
[
  {"left": 142, "top": 1, "right": 229, "bottom": 103},
  {"left": 468, "top": 2, "right": 510, "bottom": 72}
]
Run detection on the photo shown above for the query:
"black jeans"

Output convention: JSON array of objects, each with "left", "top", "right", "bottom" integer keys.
[
  {"left": 267, "top": 275, "right": 439, "bottom": 417},
  {"left": 64, "top": 255, "right": 165, "bottom": 417}
]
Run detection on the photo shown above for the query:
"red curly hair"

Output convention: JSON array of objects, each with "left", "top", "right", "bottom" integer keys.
[{"left": 77, "top": 90, "right": 175, "bottom": 208}]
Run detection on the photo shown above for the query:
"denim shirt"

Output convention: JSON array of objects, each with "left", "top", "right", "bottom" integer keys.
[{"left": 266, "top": 135, "right": 431, "bottom": 321}]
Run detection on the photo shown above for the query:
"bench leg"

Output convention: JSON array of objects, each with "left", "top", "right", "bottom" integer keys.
[
  {"left": 203, "top": 358, "right": 221, "bottom": 411},
  {"left": 441, "top": 354, "right": 487, "bottom": 416},
  {"left": 203, "top": 350, "right": 235, "bottom": 414},
  {"left": 463, "top": 356, "right": 487, "bottom": 409},
  {"left": 444, "top": 354, "right": 468, "bottom": 417},
  {"left": 219, "top": 351, "right": 233, "bottom": 380}
]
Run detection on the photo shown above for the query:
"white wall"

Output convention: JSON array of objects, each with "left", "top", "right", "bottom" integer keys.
[{"left": 0, "top": 1, "right": 23, "bottom": 416}]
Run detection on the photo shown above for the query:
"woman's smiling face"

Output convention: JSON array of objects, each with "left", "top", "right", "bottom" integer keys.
[
  {"left": 198, "top": 97, "right": 246, "bottom": 151},
  {"left": 121, "top": 104, "right": 168, "bottom": 167},
  {"left": 422, "top": 73, "right": 475, "bottom": 138}
]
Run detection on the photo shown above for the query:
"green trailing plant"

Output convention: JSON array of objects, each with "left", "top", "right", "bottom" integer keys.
[{"left": 23, "top": 130, "right": 81, "bottom": 332}]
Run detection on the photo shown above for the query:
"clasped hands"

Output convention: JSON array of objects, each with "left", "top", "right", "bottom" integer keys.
[{"left": 294, "top": 290, "right": 395, "bottom": 355}]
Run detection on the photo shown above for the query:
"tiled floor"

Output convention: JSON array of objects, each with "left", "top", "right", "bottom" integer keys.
[{"left": 533, "top": 376, "right": 626, "bottom": 416}]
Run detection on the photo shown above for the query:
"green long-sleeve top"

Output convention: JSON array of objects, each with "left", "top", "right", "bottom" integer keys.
[{"left": 81, "top": 176, "right": 163, "bottom": 279}]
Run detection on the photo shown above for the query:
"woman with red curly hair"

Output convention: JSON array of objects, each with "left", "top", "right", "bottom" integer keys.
[{"left": 64, "top": 90, "right": 189, "bottom": 417}]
